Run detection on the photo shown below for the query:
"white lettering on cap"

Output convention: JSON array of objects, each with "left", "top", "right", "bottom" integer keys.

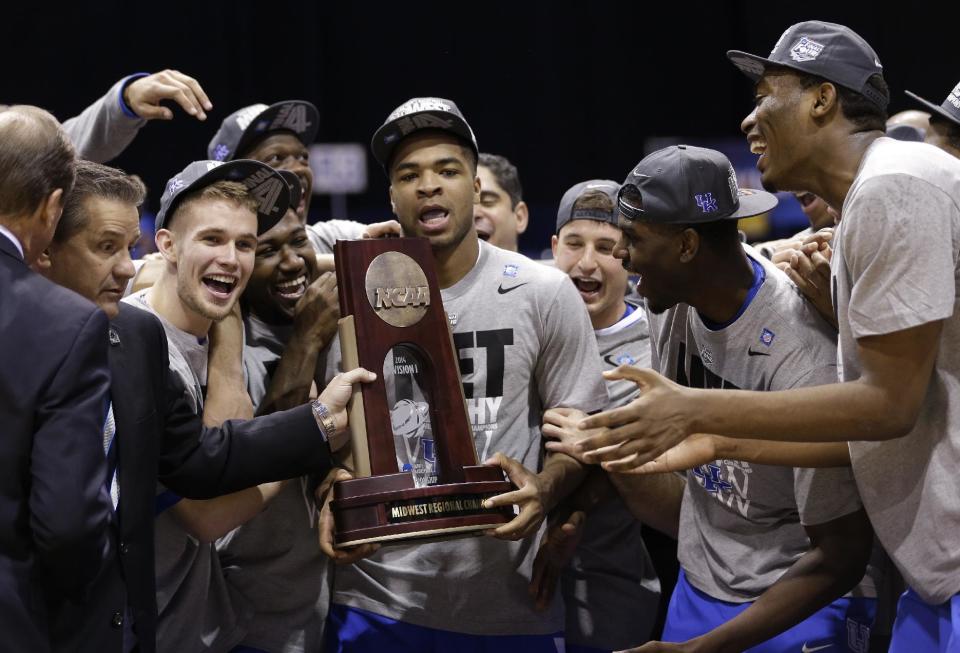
[
  {"left": 269, "top": 103, "right": 312, "bottom": 134},
  {"left": 206, "top": 161, "right": 223, "bottom": 172},
  {"left": 235, "top": 104, "right": 270, "bottom": 131},
  {"left": 789, "top": 36, "right": 824, "bottom": 63},
  {"left": 727, "top": 166, "right": 739, "bottom": 203},
  {"left": 948, "top": 82, "right": 960, "bottom": 110},
  {"left": 243, "top": 169, "right": 284, "bottom": 215},
  {"left": 388, "top": 97, "right": 452, "bottom": 121}
]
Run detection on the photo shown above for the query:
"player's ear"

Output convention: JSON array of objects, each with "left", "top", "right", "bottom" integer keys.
[
  {"left": 388, "top": 186, "right": 398, "bottom": 217},
  {"left": 678, "top": 227, "right": 700, "bottom": 263}
]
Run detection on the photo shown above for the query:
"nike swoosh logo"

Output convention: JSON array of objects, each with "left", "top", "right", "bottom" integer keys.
[
  {"left": 497, "top": 283, "right": 528, "bottom": 294},
  {"left": 801, "top": 644, "right": 833, "bottom": 652},
  {"left": 747, "top": 348, "right": 770, "bottom": 356}
]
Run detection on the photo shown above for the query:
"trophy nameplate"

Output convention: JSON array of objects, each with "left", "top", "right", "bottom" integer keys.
[{"left": 330, "top": 237, "right": 514, "bottom": 547}]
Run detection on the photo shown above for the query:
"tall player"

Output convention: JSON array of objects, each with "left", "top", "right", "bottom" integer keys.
[
  {"left": 319, "top": 97, "right": 608, "bottom": 653},
  {"left": 577, "top": 21, "right": 960, "bottom": 652}
]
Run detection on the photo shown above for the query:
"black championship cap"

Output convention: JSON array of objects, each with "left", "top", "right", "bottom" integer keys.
[
  {"left": 905, "top": 80, "right": 960, "bottom": 129},
  {"left": 618, "top": 145, "right": 778, "bottom": 225},
  {"left": 207, "top": 101, "right": 319, "bottom": 162},
  {"left": 556, "top": 180, "right": 620, "bottom": 233},
  {"left": 371, "top": 97, "right": 479, "bottom": 173},
  {"left": 276, "top": 169, "right": 303, "bottom": 214},
  {"left": 156, "top": 159, "right": 291, "bottom": 235},
  {"left": 727, "top": 20, "right": 889, "bottom": 110}
]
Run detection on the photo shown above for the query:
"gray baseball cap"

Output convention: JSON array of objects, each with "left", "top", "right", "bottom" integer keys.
[
  {"left": 618, "top": 145, "right": 778, "bottom": 225},
  {"left": 371, "top": 97, "right": 478, "bottom": 173},
  {"left": 727, "top": 20, "right": 888, "bottom": 110},
  {"left": 156, "top": 159, "right": 291, "bottom": 234},
  {"left": 905, "top": 81, "right": 960, "bottom": 128},
  {"left": 556, "top": 180, "right": 620, "bottom": 233},
  {"left": 207, "top": 100, "right": 320, "bottom": 162}
]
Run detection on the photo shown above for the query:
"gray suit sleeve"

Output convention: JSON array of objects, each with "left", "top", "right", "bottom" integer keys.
[{"left": 61, "top": 75, "right": 147, "bottom": 163}]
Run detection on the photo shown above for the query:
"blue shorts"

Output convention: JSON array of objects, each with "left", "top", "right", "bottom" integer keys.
[
  {"left": 889, "top": 588, "right": 960, "bottom": 653},
  {"left": 326, "top": 604, "right": 565, "bottom": 653},
  {"left": 663, "top": 569, "right": 876, "bottom": 652}
]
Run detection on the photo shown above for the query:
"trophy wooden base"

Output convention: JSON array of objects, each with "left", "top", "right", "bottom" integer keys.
[{"left": 331, "top": 465, "right": 514, "bottom": 547}]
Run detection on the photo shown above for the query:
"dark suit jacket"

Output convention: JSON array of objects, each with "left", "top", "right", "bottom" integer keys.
[
  {"left": 49, "top": 302, "right": 334, "bottom": 653},
  {"left": 0, "top": 233, "right": 114, "bottom": 653}
]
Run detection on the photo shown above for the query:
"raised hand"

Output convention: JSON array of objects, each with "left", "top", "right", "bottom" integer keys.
[{"left": 123, "top": 70, "right": 212, "bottom": 121}]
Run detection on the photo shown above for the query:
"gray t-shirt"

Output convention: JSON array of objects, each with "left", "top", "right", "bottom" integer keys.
[
  {"left": 306, "top": 220, "right": 367, "bottom": 255},
  {"left": 213, "top": 312, "right": 331, "bottom": 653},
  {"left": 648, "top": 250, "right": 873, "bottom": 603},
  {"left": 122, "top": 290, "right": 249, "bottom": 653},
  {"left": 833, "top": 137, "right": 960, "bottom": 605},
  {"left": 331, "top": 240, "right": 609, "bottom": 635},
  {"left": 561, "top": 302, "right": 660, "bottom": 650}
]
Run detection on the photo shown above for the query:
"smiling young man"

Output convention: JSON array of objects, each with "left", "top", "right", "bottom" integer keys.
[
  {"left": 576, "top": 22, "right": 960, "bottom": 653},
  {"left": 320, "top": 97, "right": 608, "bottom": 653},
  {"left": 121, "top": 158, "right": 302, "bottom": 652},
  {"left": 474, "top": 152, "right": 529, "bottom": 250},
  {"left": 545, "top": 180, "right": 660, "bottom": 653},
  {"left": 214, "top": 179, "right": 343, "bottom": 653}
]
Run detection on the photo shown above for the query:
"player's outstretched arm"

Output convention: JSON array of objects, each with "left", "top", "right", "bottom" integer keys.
[
  {"left": 577, "top": 320, "right": 942, "bottom": 471},
  {"left": 630, "top": 436, "right": 850, "bottom": 475}
]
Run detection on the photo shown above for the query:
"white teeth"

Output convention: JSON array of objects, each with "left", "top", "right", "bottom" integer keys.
[
  {"left": 206, "top": 274, "right": 236, "bottom": 285},
  {"left": 421, "top": 209, "right": 447, "bottom": 222},
  {"left": 750, "top": 142, "right": 767, "bottom": 155},
  {"left": 276, "top": 275, "right": 306, "bottom": 290}
]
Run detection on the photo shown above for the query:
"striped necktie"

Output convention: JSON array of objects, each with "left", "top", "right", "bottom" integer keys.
[{"left": 102, "top": 402, "right": 119, "bottom": 510}]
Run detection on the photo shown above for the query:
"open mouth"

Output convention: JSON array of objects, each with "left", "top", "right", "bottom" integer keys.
[
  {"left": 573, "top": 277, "right": 602, "bottom": 298},
  {"left": 749, "top": 138, "right": 768, "bottom": 169},
  {"left": 419, "top": 206, "right": 450, "bottom": 233},
  {"left": 474, "top": 216, "right": 493, "bottom": 241},
  {"left": 274, "top": 274, "right": 307, "bottom": 300},
  {"left": 202, "top": 274, "right": 238, "bottom": 299}
]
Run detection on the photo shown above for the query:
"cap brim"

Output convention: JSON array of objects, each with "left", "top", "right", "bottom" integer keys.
[
  {"left": 727, "top": 50, "right": 773, "bottom": 82},
  {"left": 904, "top": 90, "right": 960, "bottom": 128},
  {"left": 276, "top": 170, "right": 303, "bottom": 214},
  {"left": 730, "top": 188, "right": 778, "bottom": 219}
]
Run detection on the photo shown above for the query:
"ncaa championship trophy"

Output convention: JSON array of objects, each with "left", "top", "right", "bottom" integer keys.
[{"left": 330, "top": 237, "right": 514, "bottom": 547}]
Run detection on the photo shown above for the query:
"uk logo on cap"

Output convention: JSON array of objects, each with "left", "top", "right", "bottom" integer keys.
[
  {"left": 695, "top": 193, "right": 719, "bottom": 213},
  {"left": 789, "top": 36, "right": 824, "bottom": 62}
]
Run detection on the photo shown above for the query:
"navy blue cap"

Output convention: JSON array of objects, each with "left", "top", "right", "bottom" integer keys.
[
  {"left": 156, "top": 159, "right": 291, "bottom": 234},
  {"left": 372, "top": 97, "right": 478, "bottom": 173},
  {"left": 618, "top": 146, "right": 778, "bottom": 224},
  {"left": 727, "top": 20, "right": 888, "bottom": 110}
]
